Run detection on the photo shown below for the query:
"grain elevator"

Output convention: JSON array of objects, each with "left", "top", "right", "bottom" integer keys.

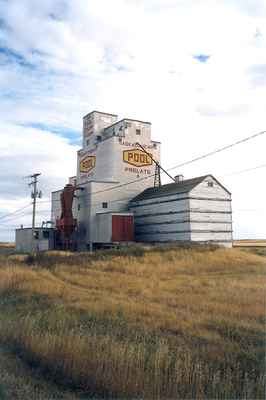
[
  {"left": 50, "top": 110, "right": 232, "bottom": 251},
  {"left": 51, "top": 111, "right": 161, "bottom": 250}
]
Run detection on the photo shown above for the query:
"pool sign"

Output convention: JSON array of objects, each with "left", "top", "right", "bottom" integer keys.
[
  {"left": 123, "top": 148, "right": 153, "bottom": 167},
  {"left": 80, "top": 155, "right": 96, "bottom": 173}
]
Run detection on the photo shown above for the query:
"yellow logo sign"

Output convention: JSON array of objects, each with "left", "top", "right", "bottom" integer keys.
[
  {"left": 80, "top": 155, "right": 96, "bottom": 173},
  {"left": 123, "top": 149, "right": 153, "bottom": 167}
]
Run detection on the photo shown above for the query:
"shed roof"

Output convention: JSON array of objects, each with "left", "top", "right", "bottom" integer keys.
[{"left": 130, "top": 175, "right": 230, "bottom": 203}]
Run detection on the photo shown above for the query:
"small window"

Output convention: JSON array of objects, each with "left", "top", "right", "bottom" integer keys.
[
  {"left": 102, "top": 202, "right": 108, "bottom": 209},
  {"left": 78, "top": 204, "right": 81, "bottom": 211},
  {"left": 136, "top": 128, "right": 141, "bottom": 135},
  {"left": 43, "top": 230, "right": 50, "bottom": 239},
  {"left": 86, "top": 139, "right": 90, "bottom": 146},
  {"left": 207, "top": 181, "right": 214, "bottom": 187}
]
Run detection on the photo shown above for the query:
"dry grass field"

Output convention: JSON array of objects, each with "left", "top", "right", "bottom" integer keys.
[
  {"left": 234, "top": 239, "right": 266, "bottom": 248},
  {"left": 0, "top": 244, "right": 265, "bottom": 399},
  {"left": 0, "top": 242, "right": 14, "bottom": 248}
]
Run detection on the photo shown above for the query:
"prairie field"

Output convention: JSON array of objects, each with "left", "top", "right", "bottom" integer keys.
[
  {"left": 234, "top": 239, "right": 266, "bottom": 248},
  {"left": 0, "top": 244, "right": 265, "bottom": 399}
]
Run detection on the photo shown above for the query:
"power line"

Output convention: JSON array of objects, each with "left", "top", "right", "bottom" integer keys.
[
  {"left": 0, "top": 203, "right": 32, "bottom": 222},
  {"left": 2, "top": 127, "right": 265, "bottom": 215},
  {"left": 2, "top": 172, "right": 264, "bottom": 227},
  {"left": 38, "top": 158, "right": 266, "bottom": 213},
  {"left": 43, "top": 154, "right": 266, "bottom": 208},
  {"left": 2, "top": 205, "right": 263, "bottom": 229},
  {"left": 73, "top": 128, "right": 266, "bottom": 198},
  {"left": 0, "top": 212, "right": 32, "bottom": 225},
  {"left": 167, "top": 130, "right": 266, "bottom": 172},
  {"left": 221, "top": 163, "right": 266, "bottom": 177},
  {"left": 2, "top": 128, "right": 265, "bottom": 224}
]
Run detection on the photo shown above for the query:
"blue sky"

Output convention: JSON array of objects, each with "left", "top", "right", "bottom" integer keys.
[
  {"left": 193, "top": 54, "right": 210, "bottom": 63},
  {"left": 0, "top": 0, "right": 266, "bottom": 241}
]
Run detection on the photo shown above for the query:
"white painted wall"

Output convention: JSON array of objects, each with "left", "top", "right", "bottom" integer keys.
[
  {"left": 130, "top": 194, "right": 191, "bottom": 242},
  {"left": 189, "top": 176, "right": 233, "bottom": 246},
  {"left": 77, "top": 114, "right": 160, "bottom": 190},
  {"left": 95, "top": 213, "right": 113, "bottom": 243},
  {"left": 130, "top": 175, "right": 233, "bottom": 246},
  {"left": 16, "top": 228, "right": 54, "bottom": 252},
  {"left": 83, "top": 111, "right": 118, "bottom": 148}
]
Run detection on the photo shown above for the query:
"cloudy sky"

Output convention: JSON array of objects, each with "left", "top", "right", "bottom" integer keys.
[{"left": 0, "top": 0, "right": 265, "bottom": 241}]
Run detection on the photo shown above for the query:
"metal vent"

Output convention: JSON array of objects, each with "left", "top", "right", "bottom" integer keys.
[{"left": 174, "top": 174, "right": 184, "bottom": 183}]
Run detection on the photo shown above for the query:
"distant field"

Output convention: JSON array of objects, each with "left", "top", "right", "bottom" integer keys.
[
  {"left": 0, "top": 242, "right": 15, "bottom": 248},
  {"left": 0, "top": 245, "right": 265, "bottom": 399},
  {"left": 0, "top": 242, "right": 16, "bottom": 256},
  {"left": 234, "top": 239, "right": 266, "bottom": 247}
]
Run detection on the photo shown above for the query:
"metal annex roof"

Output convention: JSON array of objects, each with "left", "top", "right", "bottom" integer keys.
[{"left": 130, "top": 175, "right": 230, "bottom": 203}]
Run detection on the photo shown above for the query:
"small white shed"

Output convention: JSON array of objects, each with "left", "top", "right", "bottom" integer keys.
[
  {"left": 129, "top": 175, "right": 232, "bottom": 247},
  {"left": 15, "top": 227, "right": 55, "bottom": 252}
]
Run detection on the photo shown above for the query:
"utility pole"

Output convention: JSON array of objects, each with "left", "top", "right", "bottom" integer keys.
[{"left": 28, "top": 173, "right": 42, "bottom": 252}]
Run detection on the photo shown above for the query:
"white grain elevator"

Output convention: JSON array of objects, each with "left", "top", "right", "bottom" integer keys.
[{"left": 51, "top": 111, "right": 161, "bottom": 249}]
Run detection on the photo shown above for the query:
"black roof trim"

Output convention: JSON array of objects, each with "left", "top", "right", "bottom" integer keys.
[{"left": 83, "top": 111, "right": 118, "bottom": 119}]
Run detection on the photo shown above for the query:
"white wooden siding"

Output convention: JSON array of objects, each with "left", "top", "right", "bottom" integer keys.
[
  {"left": 189, "top": 178, "right": 232, "bottom": 246},
  {"left": 135, "top": 232, "right": 191, "bottom": 242},
  {"left": 135, "top": 211, "right": 190, "bottom": 225},
  {"left": 190, "top": 231, "right": 232, "bottom": 242},
  {"left": 190, "top": 211, "right": 232, "bottom": 222},
  {"left": 130, "top": 196, "right": 190, "bottom": 242},
  {"left": 190, "top": 222, "right": 232, "bottom": 231},
  {"left": 131, "top": 198, "right": 190, "bottom": 216},
  {"left": 136, "top": 222, "right": 190, "bottom": 234},
  {"left": 190, "top": 176, "right": 231, "bottom": 199},
  {"left": 130, "top": 175, "right": 232, "bottom": 246},
  {"left": 189, "top": 199, "right": 231, "bottom": 212}
]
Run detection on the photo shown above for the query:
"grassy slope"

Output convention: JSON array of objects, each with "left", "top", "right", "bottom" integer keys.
[
  {"left": 0, "top": 245, "right": 265, "bottom": 399},
  {"left": 0, "top": 347, "right": 83, "bottom": 400}
]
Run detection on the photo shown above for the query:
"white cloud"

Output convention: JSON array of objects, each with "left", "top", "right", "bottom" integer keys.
[
  {"left": 0, "top": 122, "right": 78, "bottom": 241},
  {"left": 0, "top": 0, "right": 266, "bottom": 241}
]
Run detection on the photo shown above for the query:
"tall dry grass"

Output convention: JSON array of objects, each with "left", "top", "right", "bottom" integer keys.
[{"left": 0, "top": 246, "right": 265, "bottom": 398}]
